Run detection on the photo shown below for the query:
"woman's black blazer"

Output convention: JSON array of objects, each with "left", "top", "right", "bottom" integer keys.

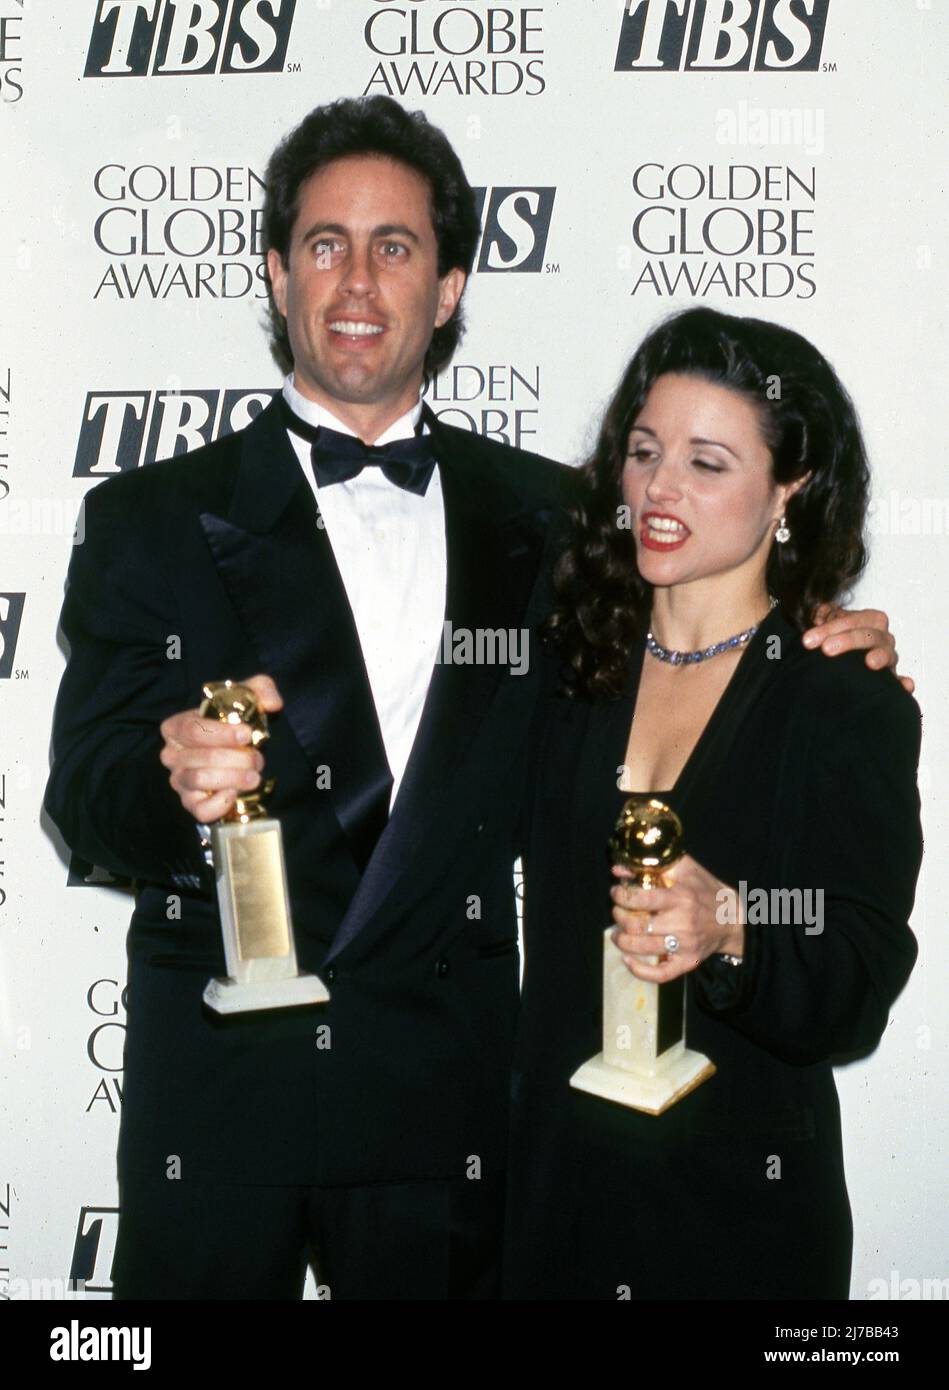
[{"left": 507, "top": 606, "right": 922, "bottom": 1300}]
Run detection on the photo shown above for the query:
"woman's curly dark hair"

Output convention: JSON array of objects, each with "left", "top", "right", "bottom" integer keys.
[
  {"left": 263, "top": 95, "right": 480, "bottom": 384},
  {"left": 545, "top": 306, "right": 870, "bottom": 699}
]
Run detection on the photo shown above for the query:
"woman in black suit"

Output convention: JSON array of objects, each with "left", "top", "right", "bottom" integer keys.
[{"left": 506, "top": 307, "right": 923, "bottom": 1300}]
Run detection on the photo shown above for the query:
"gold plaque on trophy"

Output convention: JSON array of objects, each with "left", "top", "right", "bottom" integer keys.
[{"left": 218, "top": 832, "right": 292, "bottom": 960}]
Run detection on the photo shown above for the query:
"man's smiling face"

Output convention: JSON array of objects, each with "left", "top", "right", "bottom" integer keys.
[{"left": 267, "top": 154, "right": 466, "bottom": 439}]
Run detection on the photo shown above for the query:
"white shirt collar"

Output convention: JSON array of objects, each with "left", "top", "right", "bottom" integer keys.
[{"left": 282, "top": 373, "right": 425, "bottom": 446}]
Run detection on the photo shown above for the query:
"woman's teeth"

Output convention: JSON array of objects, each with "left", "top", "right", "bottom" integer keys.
[{"left": 645, "top": 517, "right": 688, "bottom": 543}]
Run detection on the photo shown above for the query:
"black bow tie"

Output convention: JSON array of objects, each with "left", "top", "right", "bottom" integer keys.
[{"left": 280, "top": 398, "right": 436, "bottom": 496}]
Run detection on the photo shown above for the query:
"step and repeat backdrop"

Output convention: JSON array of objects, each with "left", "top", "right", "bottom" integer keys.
[{"left": 0, "top": 1, "right": 946, "bottom": 1300}]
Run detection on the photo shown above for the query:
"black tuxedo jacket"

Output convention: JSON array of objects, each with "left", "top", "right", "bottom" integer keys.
[
  {"left": 45, "top": 398, "right": 578, "bottom": 1188},
  {"left": 507, "top": 606, "right": 923, "bottom": 1299}
]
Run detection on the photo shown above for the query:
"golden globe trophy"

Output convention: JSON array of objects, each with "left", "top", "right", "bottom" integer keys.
[
  {"left": 570, "top": 797, "right": 715, "bottom": 1114},
  {"left": 198, "top": 680, "right": 329, "bottom": 1015}
]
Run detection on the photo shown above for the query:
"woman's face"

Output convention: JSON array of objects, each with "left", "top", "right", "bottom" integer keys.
[{"left": 622, "top": 372, "right": 791, "bottom": 593}]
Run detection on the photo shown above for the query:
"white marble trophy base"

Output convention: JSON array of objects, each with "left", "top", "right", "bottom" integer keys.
[
  {"left": 570, "top": 1047, "right": 715, "bottom": 1115},
  {"left": 570, "top": 928, "right": 715, "bottom": 1114},
  {"left": 203, "top": 972, "right": 330, "bottom": 1015}
]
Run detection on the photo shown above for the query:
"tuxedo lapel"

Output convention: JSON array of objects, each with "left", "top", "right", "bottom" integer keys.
[
  {"left": 325, "top": 412, "right": 552, "bottom": 963},
  {"left": 396, "top": 411, "right": 549, "bottom": 823},
  {"left": 198, "top": 400, "right": 391, "bottom": 873}
]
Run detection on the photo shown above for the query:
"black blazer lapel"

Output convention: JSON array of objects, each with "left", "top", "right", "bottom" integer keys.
[
  {"left": 672, "top": 606, "right": 791, "bottom": 826},
  {"left": 568, "top": 642, "right": 643, "bottom": 973},
  {"left": 198, "top": 399, "right": 391, "bottom": 873},
  {"left": 326, "top": 412, "right": 553, "bottom": 963}
]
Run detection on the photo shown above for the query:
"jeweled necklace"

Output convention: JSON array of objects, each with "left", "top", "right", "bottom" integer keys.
[{"left": 646, "top": 597, "right": 778, "bottom": 666}]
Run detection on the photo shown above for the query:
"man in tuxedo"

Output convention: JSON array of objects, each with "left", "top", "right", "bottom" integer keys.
[{"left": 44, "top": 96, "right": 902, "bottom": 1301}]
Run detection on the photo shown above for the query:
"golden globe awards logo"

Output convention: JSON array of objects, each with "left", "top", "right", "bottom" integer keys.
[
  {"left": 86, "top": 979, "right": 126, "bottom": 1115},
  {"left": 84, "top": 0, "right": 297, "bottom": 77},
  {"left": 0, "top": 366, "right": 11, "bottom": 501},
  {"left": 615, "top": 0, "right": 830, "bottom": 73},
  {"left": 363, "top": 0, "right": 545, "bottom": 96},
  {"left": 426, "top": 362, "right": 542, "bottom": 450},
  {"left": 92, "top": 164, "right": 267, "bottom": 300},
  {"left": 73, "top": 389, "right": 276, "bottom": 476},
  {"left": 0, "top": 1, "right": 23, "bottom": 103},
  {"left": 623, "top": 162, "right": 816, "bottom": 300}
]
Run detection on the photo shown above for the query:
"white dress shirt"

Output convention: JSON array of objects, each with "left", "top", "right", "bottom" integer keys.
[{"left": 282, "top": 373, "right": 447, "bottom": 810}]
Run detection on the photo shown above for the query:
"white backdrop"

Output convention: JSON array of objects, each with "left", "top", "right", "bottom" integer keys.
[{"left": 0, "top": 0, "right": 945, "bottom": 1301}]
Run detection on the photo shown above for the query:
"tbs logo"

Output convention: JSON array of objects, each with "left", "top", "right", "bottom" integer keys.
[
  {"left": 70, "top": 1207, "right": 120, "bottom": 1296},
  {"left": 74, "top": 389, "right": 276, "bottom": 476},
  {"left": 84, "top": 0, "right": 297, "bottom": 78},
  {"left": 0, "top": 593, "right": 25, "bottom": 680},
  {"left": 473, "top": 187, "right": 556, "bottom": 273},
  {"left": 616, "top": 0, "right": 830, "bottom": 73}
]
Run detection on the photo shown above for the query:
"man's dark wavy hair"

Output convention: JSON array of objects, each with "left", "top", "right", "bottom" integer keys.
[
  {"left": 262, "top": 95, "right": 479, "bottom": 384},
  {"left": 546, "top": 306, "right": 870, "bottom": 700}
]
